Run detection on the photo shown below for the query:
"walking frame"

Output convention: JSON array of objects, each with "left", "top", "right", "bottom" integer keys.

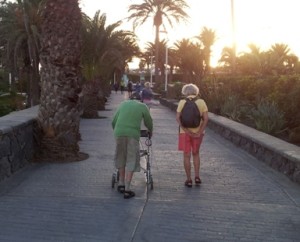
[{"left": 111, "top": 129, "right": 154, "bottom": 191}]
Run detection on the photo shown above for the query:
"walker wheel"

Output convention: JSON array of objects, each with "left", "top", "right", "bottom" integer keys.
[
  {"left": 150, "top": 182, "right": 154, "bottom": 190},
  {"left": 111, "top": 175, "right": 116, "bottom": 188}
]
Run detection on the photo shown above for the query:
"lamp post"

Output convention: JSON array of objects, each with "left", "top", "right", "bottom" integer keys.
[
  {"left": 150, "top": 56, "right": 154, "bottom": 87},
  {"left": 160, "top": 30, "right": 168, "bottom": 93},
  {"left": 165, "top": 44, "right": 168, "bottom": 92}
]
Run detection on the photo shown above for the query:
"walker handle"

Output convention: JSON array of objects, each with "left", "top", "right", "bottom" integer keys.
[{"left": 140, "top": 129, "right": 151, "bottom": 138}]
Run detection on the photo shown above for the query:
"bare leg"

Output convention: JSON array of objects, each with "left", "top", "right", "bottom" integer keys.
[
  {"left": 118, "top": 167, "right": 125, "bottom": 186},
  {"left": 125, "top": 171, "right": 134, "bottom": 191},
  {"left": 192, "top": 152, "right": 200, "bottom": 178},
  {"left": 183, "top": 152, "right": 192, "bottom": 180},
  {"left": 124, "top": 171, "right": 135, "bottom": 199}
]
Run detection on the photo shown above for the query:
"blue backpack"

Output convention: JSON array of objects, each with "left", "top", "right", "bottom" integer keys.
[{"left": 180, "top": 97, "right": 201, "bottom": 128}]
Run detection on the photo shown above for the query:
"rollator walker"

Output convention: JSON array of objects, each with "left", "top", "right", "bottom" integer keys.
[{"left": 111, "top": 129, "right": 154, "bottom": 191}]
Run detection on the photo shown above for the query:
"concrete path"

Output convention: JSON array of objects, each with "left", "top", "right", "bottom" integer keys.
[{"left": 0, "top": 92, "right": 299, "bottom": 242}]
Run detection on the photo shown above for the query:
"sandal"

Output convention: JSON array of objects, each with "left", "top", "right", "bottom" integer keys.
[
  {"left": 124, "top": 190, "right": 135, "bottom": 199},
  {"left": 195, "top": 177, "right": 202, "bottom": 185},
  {"left": 185, "top": 179, "right": 192, "bottom": 188},
  {"left": 117, "top": 185, "right": 125, "bottom": 193}
]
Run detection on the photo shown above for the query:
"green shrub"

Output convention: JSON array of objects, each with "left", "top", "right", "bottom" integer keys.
[
  {"left": 0, "top": 93, "right": 26, "bottom": 117},
  {"left": 220, "top": 95, "right": 242, "bottom": 121},
  {"left": 0, "top": 104, "right": 14, "bottom": 116},
  {"left": 270, "top": 75, "right": 300, "bottom": 129},
  {"left": 249, "top": 99, "right": 286, "bottom": 135},
  {"left": 220, "top": 95, "right": 254, "bottom": 123},
  {"left": 289, "top": 126, "right": 300, "bottom": 143}
]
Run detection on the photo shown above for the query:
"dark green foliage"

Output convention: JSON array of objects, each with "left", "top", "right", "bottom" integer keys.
[
  {"left": 204, "top": 74, "right": 300, "bottom": 145},
  {"left": 249, "top": 99, "right": 286, "bottom": 135},
  {"left": 0, "top": 93, "right": 26, "bottom": 116}
]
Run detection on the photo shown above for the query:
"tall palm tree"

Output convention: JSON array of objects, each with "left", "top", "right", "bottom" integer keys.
[
  {"left": 269, "top": 43, "right": 290, "bottom": 74},
  {"left": 145, "top": 40, "right": 169, "bottom": 76},
  {"left": 81, "top": 10, "right": 139, "bottom": 83},
  {"left": 127, "top": 0, "right": 189, "bottom": 88},
  {"left": 238, "top": 44, "right": 262, "bottom": 75},
  {"left": 0, "top": 0, "right": 41, "bottom": 104},
  {"left": 37, "top": 0, "right": 83, "bottom": 161},
  {"left": 219, "top": 46, "right": 236, "bottom": 72},
  {"left": 17, "top": 0, "right": 41, "bottom": 105},
  {"left": 80, "top": 10, "right": 139, "bottom": 117},
  {"left": 174, "top": 38, "right": 204, "bottom": 84},
  {"left": 195, "top": 27, "right": 216, "bottom": 75}
]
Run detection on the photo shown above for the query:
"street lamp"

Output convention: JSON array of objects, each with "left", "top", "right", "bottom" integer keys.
[
  {"left": 150, "top": 56, "right": 154, "bottom": 87},
  {"left": 165, "top": 44, "right": 168, "bottom": 92},
  {"left": 160, "top": 30, "right": 168, "bottom": 92}
]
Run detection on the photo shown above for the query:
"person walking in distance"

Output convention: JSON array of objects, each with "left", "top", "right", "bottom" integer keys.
[
  {"left": 141, "top": 81, "right": 153, "bottom": 107},
  {"left": 112, "top": 99, "right": 153, "bottom": 198},
  {"left": 127, "top": 80, "right": 133, "bottom": 97},
  {"left": 176, "top": 83, "right": 208, "bottom": 187}
]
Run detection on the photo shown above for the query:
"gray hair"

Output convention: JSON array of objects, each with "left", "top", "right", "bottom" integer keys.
[
  {"left": 144, "top": 82, "right": 151, "bottom": 88},
  {"left": 181, "top": 83, "right": 199, "bottom": 96}
]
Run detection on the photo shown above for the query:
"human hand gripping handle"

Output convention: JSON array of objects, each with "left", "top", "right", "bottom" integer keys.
[{"left": 140, "top": 129, "right": 152, "bottom": 138}]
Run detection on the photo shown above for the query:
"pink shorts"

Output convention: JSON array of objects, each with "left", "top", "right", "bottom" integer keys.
[{"left": 178, "top": 133, "right": 204, "bottom": 153}]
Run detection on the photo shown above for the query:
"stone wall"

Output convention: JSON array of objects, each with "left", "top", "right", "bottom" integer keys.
[
  {"left": 0, "top": 106, "right": 38, "bottom": 182},
  {"left": 159, "top": 98, "right": 300, "bottom": 185}
]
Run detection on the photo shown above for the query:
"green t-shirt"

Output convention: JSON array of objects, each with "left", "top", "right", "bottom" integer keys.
[{"left": 112, "top": 100, "right": 153, "bottom": 140}]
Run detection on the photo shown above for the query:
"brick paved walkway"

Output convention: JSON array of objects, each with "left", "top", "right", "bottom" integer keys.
[{"left": 0, "top": 92, "right": 299, "bottom": 242}]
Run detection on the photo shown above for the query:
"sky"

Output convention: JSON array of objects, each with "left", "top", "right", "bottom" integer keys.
[{"left": 80, "top": 0, "right": 300, "bottom": 68}]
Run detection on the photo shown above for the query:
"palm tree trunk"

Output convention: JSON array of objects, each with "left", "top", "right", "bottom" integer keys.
[{"left": 37, "top": 0, "right": 84, "bottom": 162}]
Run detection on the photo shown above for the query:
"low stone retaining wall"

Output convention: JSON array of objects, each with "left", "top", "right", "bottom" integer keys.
[
  {"left": 159, "top": 98, "right": 300, "bottom": 184},
  {"left": 0, "top": 106, "right": 38, "bottom": 182}
]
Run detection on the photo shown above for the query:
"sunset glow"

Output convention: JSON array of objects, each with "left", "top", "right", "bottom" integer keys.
[{"left": 80, "top": 0, "right": 300, "bottom": 67}]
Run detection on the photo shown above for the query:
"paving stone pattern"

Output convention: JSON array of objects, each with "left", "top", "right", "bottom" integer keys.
[{"left": 0, "top": 92, "right": 299, "bottom": 242}]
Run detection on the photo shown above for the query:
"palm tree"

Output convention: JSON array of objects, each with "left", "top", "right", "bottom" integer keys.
[
  {"left": 238, "top": 44, "right": 263, "bottom": 75},
  {"left": 0, "top": 0, "right": 41, "bottom": 104},
  {"left": 174, "top": 38, "right": 204, "bottom": 84},
  {"left": 127, "top": 0, "right": 189, "bottom": 88},
  {"left": 18, "top": 0, "right": 41, "bottom": 106},
  {"left": 37, "top": 0, "right": 83, "bottom": 161},
  {"left": 80, "top": 10, "right": 140, "bottom": 117},
  {"left": 269, "top": 43, "right": 290, "bottom": 74},
  {"left": 285, "top": 54, "right": 298, "bottom": 73},
  {"left": 195, "top": 27, "right": 216, "bottom": 75},
  {"left": 219, "top": 46, "right": 236, "bottom": 72},
  {"left": 81, "top": 10, "right": 139, "bottom": 82}
]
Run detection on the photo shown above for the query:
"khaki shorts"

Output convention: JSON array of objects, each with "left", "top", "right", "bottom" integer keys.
[{"left": 114, "top": 137, "right": 140, "bottom": 172}]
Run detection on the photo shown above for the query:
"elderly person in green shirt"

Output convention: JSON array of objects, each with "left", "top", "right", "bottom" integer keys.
[{"left": 112, "top": 99, "right": 153, "bottom": 199}]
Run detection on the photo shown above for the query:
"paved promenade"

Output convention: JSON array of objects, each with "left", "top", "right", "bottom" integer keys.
[{"left": 0, "top": 92, "right": 299, "bottom": 242}]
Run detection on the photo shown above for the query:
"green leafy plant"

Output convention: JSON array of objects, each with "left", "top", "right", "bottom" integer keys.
[
  {"left": 249, "top": 99, "right": 286, "bottom": 135},
  {"left": 220, "top": 95, "right": 243, "bottom": 121},
  {"left": 0, "top": 93, "right": 27, "bottom": 117}
]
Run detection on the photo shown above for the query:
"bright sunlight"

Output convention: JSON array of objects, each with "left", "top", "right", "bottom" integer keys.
[{"left": 80, "top": 0, "right": 300, "bottom": 68}]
